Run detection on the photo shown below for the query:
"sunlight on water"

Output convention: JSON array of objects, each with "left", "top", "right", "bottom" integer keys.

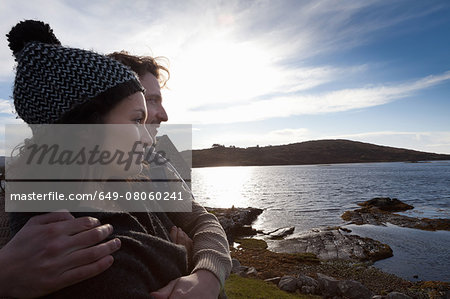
[{"left": 192, "top": 166, "right": 254, "bottom": 208}]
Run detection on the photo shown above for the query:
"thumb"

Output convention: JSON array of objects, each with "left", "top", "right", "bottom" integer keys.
[{"left": 150, "top": 278, "right": 178, "bottom": 299}]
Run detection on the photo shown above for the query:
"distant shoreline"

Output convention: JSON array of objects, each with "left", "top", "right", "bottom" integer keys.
[
  {"left": 182, "top": 139, "right": 450, "bottom": 168},
  {"left": 190, "top": 159, "right": 450, "bottom": 168}
]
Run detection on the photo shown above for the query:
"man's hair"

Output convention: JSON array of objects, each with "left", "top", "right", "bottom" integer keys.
[{"left": 108, "top": 51, "right": 170, "bottom": 88}]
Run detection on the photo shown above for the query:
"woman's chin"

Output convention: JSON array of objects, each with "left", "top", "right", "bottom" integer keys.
[
  {"left": 122, "top": 164, "right": 143, "bottom": 177},
  {"left": 106, "top": 163, "right": 144, "bottom": 179}
]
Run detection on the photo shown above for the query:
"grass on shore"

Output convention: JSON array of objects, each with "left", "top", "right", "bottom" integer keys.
[{"left": 224, "top": 274, "right": 320, "bottom": 299}]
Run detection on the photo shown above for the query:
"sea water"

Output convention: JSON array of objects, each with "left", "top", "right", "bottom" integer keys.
[{"left": 192, "top": 161, "right": 450, "bottom": 281}]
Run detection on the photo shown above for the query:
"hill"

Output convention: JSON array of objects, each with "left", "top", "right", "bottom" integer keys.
[{"left": 182, "top": 139, "right": 450, "bottom": 168}]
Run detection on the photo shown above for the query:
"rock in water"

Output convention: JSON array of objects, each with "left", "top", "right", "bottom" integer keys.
[
  {"left": 268, "top": 228, "right": 393, "bottom": 262},
  {"left": 357, "top": 197, "right": 414, "bottom": 212},
  {"left": 266, "top": 226, "right": 295, "bottom": 239},
  {"left": 342, "top": 199, "right": 450, "bottom": 231},
  {"left": 205, "top": 207, "right": 263, "bottom": 242}
]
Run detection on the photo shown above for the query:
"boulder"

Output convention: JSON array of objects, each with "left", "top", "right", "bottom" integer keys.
[
  {"left": 358, "top": 197, "right": 414, "bottom": 212},
  {"left": 268, "top": 228, "right": 392, "bottom": 262},
  {"left": 297, "top": 274, "right": 318, "bottom": 288},
  {"left": 231, "top": 258, "right": 241, "bottom": 273},
  {"left": 278, "top": 276, "right": 299, "bottom": 293},
  {"left": 206, "top": 207, "right": 263, "bottom": 241},
  {"left": 301, "top": 285, "right": 315, "bottom": 294},
  {"left": 266, "top": 226, "right": 295, "bottom": 239},
  {"left": 342, "top": 206, "right": 450, "bottom": 231},
  {"left": 338, "top": 279, "right": 373, "bottom": 299},
  {"left": 317, "top": 273, "right": 341, "bottom": 298}
]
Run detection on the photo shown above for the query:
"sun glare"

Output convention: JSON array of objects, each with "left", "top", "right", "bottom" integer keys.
[
  {"left": 163, "top": 33, "right": 287, "bottom": 123},
  {"left": 192, "top": 166, "right": 254, "bottom": 208}
]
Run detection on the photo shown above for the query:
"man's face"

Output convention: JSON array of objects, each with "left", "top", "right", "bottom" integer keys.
[
  {"left": 140, "top": 72, "right": 168, "bottom": 125},
  {"left": 140, "top": 72, "right": 168, "bottom": 141}
]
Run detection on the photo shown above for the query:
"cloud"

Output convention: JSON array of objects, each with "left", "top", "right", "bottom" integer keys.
[
  {"left": 167, "top": 70, "right": 450, "bottom": 124},
  {"left": 1, "top": 1, "right": 447, "bottom": 134},
  {"left": 0, "top": 98, "right": 15, "bottom": 114},
  {"left": 0, "top": 1, "right": 440, "bottom": 78}
]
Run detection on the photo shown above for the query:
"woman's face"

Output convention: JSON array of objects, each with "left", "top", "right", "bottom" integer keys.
[{"left": 101, "top": 91, "right": 152, "bottom": 177}]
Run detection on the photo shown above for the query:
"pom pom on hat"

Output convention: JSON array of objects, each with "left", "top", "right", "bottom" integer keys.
[{"left": 7, "top": 20, "right": 61, "bottom": 59}]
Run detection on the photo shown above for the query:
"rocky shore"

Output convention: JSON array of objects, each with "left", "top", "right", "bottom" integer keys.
[
  {"left": 205, "top": 206, "right": 263, "bottom": 242},
  {"left": 267, "top": 227, "right": 393, "bottom": 262},
  {"left": 230, "top": 237, "right": 449, "bottom": 298},
  {"left": 208, "top": 204, "right": 450, "bottom": 298},
  {"left": 341, "top": 197, "right": 450, "bottom": 231}
]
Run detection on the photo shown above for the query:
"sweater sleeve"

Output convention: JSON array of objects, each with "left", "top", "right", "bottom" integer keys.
[
  {"left": 143, "top": 159, "right": 232, "bottom": 288},
  {"left": 167, "top": 200, "right": 232, "bottom": 288}
]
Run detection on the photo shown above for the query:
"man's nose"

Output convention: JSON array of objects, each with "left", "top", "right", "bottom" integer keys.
[{"left": 157, "top": 106, "right": 168, "bottom": 122}]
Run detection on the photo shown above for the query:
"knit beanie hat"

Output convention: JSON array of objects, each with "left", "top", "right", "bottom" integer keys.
[{"left": 7, "top": 20, "right": 143, "bottom": 124}]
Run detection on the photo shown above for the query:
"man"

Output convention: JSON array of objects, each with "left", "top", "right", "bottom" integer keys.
[{"left": 108, "top": 52, "right": 232, "bottom": 299}]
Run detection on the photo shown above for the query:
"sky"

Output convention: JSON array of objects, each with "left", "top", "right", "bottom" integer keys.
[{"left": 0, "top": 0, "right": 449, "bottom": 154}]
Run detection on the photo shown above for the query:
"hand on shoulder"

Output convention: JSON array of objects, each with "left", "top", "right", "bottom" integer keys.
[{"left": 0, "top": 211, "right": 121, "bottom": 298}]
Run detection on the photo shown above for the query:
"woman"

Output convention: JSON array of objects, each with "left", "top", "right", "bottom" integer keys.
[{"left": 5, "top": 20, "right": 188, "bottom": 298}]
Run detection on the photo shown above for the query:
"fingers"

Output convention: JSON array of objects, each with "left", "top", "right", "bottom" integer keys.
[
  {"left": 150, "top": 278, "right": 179, "bottom": 299},
  {"left": 58, "top": 254, "right": 115, "bottom": 289},
  {"left": 63, "top": 238, "right": 121, "bottom": 270},
  {"left": 66, "top": 224, "right": 114, "bottom": 251},
  {"left": 29, "top": 210, "right": 75, "bottom": 225},
  {"left": 62, "top": 217, "right": 102, "bottom": 236},
  {"left": 177, "top": 227, "right": 185, "bottom": 244},
  {"left": 170, "top": 226, "right": 192, "bottom": 246},
  {"left": 169, "top": 226, "right": 178, "bottom": 243}
]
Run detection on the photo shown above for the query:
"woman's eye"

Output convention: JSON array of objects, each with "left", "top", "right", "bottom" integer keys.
[{"left": 134, "top": 118, "right": 143, "bottom": 124}]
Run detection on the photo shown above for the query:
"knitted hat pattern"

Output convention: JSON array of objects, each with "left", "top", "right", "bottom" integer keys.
[{"left": 7, "top": 20, "right": 143, "bottom": 124}]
